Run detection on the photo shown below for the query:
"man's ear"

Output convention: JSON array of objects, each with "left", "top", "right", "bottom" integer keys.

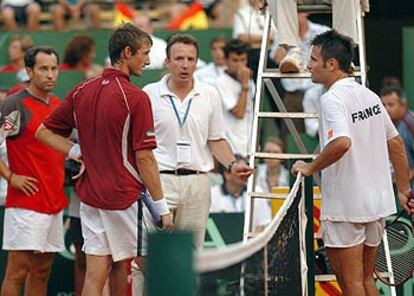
[
  {"left": 326, "top": 58, "right": 338, "bottom": 72},
  {"left": 25, "top": 67, "right": 34, "bottom": 80},
  {"left": 121, "top": 46, "right": 133, "bottom": 59}
]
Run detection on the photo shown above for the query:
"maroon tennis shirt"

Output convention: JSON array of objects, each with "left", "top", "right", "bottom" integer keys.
[{"left": 44, "top": 68, "right": 157, "bottom": 210}]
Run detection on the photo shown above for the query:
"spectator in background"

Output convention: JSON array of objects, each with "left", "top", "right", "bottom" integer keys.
[
  {"left": 195, "top": 36, "right": 227, "bottom": 86},
  {"left": 133, "top": 14, "right": 167, "bottom": 69},
  {"left": 381, "top": 85, "right": 414, "bottom": 190},
  {"left": 210, "top": 154, "right": 271, "bottom": 232},
  {"left": 53, "top": 0, "right": 101, "bottom": 31},
  {"left": 60, "top": 35, "right": 96, "bottom": 71},
  {"left": 0, "top": 0, "right": 40, "bottom": 31},
  {"left": 255, "top": 137, "right": 289, "bottom": 193},
  {"left": 233, "top": 0, "right": 276, "bottom": 82},
  {"left": 216, "top": 39, "right": 254, "bottom": 157},
  {"left": 0, "top": 34, "right": 34, "bottom": 73}
]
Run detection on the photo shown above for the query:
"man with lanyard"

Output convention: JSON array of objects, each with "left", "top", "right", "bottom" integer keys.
[
  {"left": 0, "top": 46, "right": 67, "bottom": 296},
  {"left": 143, "top": 34, "right": 253, "bottom": 250},
  {"left": 292, "top": 30, "right": 413, "bottom": 295},
  {"left": 35, "top": 24, "right": 173, "bottom": 295}
]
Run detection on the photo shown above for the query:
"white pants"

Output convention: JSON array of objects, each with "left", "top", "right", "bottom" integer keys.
[
  {"left": 269, "top": 0, "right": 368, "bottom": 46},
  {"left": 3, "top": 208, "right": 64, "bottom": 253},
  {"left": 145, "top": 173, "right": 211, "bottom": 250}
]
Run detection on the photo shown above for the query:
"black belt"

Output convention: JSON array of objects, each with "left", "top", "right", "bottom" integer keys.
[{"left": 160, "top": 169, "right": 204, "bottom": 176}]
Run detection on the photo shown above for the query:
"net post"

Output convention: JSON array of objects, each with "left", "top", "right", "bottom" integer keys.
[
  {"left": 304, "top": 173, "right": 315, "bottom": 296},
  {"left": 147, "top": 231, "right": 196, "bottom": 296}
]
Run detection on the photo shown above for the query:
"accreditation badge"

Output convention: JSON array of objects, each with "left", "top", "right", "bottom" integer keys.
[{"left": 176, "top": 140, "right": 191, "bottom": 163}]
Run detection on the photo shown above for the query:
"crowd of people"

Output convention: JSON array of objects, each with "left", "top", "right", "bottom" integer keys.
[{"left": 0, "top": 0, "right": 413, "bottom": 295}]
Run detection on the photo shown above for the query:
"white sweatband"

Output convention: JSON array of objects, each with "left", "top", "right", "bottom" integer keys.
[
  {"left": 68, "top": 144, "right": 81, "bottom": 161},
  {"left": 153, "top": 198, "right": 170, "bottom": 216}
]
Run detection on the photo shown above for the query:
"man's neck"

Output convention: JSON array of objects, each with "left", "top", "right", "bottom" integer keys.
[
  {"left": 325, "top": 72, "right": 349, "bottom": 90},
  {"left": 26, "top": 85, "right": 49, "bottom": 102},
  {"left": 167, "top": 76, "right": 193, "bottom": 100}
]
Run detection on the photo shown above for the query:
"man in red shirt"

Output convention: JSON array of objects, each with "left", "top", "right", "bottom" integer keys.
[
  {"left": 36, "top": 23, "right": 173, "bottom": 295},
  {"left": 0, "top": 46, "right": 67, "bottom": 296}
]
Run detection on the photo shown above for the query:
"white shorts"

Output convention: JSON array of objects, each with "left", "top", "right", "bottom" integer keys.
[
  {"left": 3, "top": 208, "right": 64, "bottom": 253},
  {"left": 80, "top": 200, "right": 146, "bottom": 262},
  {"left": 322, "top": 218, "right": 385, "bottom": 248}
]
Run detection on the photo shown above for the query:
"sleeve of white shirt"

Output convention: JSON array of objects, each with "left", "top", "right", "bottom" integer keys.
[
  {"left": 217, "top": 82, "right": 238, "bottom": 111},
  {"left": 233, "top": 11, "right": 246, "bottom": 38},
  {"left": 208, "top": 88, "right": 227, "bottom": 140},
  {"left": 321, "top": 94, "right": 351, "bottom": 146},
  {"left": 382, "top": 104, "right": 399, "bottom": 140}
]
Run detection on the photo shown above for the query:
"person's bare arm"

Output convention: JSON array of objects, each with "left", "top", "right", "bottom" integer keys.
[
  {"left": 35, "top": 124, "right": 74, "bottom": 157},
  {"left": 208, "top": 139, "right": 253, "bottom": 181},
  {"left": 292, "top": 136, "right": 351, "bottom": 177},
  {"left": 230, "top": 66, "right": 251, "bottom": 119},
  {"left": 387, "top": 136, "right": 413, "bottom": 213},
  {"left": 135, "top": 149, "right": 173, "bottom": 230},
  {"left": 0, "top": 158, "right": 38, "bottom": 196}
]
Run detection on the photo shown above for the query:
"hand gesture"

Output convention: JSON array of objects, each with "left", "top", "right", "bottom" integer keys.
[
  {"left": 160, "top": 213, "right": 174, "bottom": 232},
  {"left": 398, "top": 190, "right": 414, "bottom": 215},
  {"left": 237, "top": 66, "right": 251, "bottom": 86},
  {"left": 231, "top": 161, "right": 254, "bottom": 182},
  {"left": 291, "top": 160, "right": 313, "bottom": 177},
  {"left": 9, "top": 174, "right": 39, "bottom": 196}
]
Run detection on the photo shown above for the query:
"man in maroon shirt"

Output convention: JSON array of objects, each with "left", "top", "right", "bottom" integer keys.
[
  {"left": 36, "top": 23, "right": 173, "bottom": 295},
  {"left": 0, "top": 46, "right": 67, "bottom": 296}
]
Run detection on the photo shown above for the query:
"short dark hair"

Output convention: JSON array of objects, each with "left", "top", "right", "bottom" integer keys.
[
  {"left": 63, "top": 35, "right": 96, "bottom": 67},
  {"left": 166, "top": 34, "right": 199, "bottom": 59},
  {"left": 311, "top": 30, "right": 354, "bottom": 73},
  {"left": 209, "top": 36, "right": 227, "bottom": 48},
  {"left": 223, "top": 39, "right": 249, "bottom": 58},
  {"left": 380, "top": 85, "right": 406, "bottom": 101},
  {"left": 108, "top": 23, "right": 152, "bottom": 65},
  {"left": 24, "top": 46, "right": 59, "bottom": 69}
]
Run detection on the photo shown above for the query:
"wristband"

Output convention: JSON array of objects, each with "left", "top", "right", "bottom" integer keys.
[
  {"left": 241, "top": 86, "right": 249, "bottom": 92},
  {"left": 153, "top": 198, "right": 170, "bottom": 216},
  {"left": 227, "top": 160, "right": 238, "bottom": 172},
  {"left": 68, "top": 144, "right": 81, "bottom": 161}
]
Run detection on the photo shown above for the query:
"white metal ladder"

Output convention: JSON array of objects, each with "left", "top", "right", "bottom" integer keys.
[{"left": 241, "top": 2, "right": 374, "bottom": 295}]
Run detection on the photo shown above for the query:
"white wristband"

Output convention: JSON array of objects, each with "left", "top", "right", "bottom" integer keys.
[
  {"left": 153, "top": 198, "right": 170, "bottom": 216},
  {"left": 68, "top": 144, "right": 81, "bottom": 162}
]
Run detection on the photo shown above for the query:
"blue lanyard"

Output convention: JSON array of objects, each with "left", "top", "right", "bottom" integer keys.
[{"left": 168, "top": 96, "right": 193, "bottom": 128}]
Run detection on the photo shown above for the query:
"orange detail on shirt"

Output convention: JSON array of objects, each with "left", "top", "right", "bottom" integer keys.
[{"left": 328, "top": 129, "right": 334, "bottom": 139}]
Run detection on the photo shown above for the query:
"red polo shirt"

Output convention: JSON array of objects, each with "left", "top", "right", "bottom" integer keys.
[
  {"left": 44, "top": 68, "right": 157, "bottom": 210},
  {"left": 0, "top": 90, "right": 67, "bottom": 214}
]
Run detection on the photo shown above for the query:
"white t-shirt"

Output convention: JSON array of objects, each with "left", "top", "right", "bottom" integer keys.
[
  {"left": 216, "top": 72, "right": 255, "bottom": 157},
  {"left": 194, "top": 62, "right": 226, "bottom": 86},
  {"left": 143, "top": 75, "right": 226, "bottom": 172},
  {"left": 233, "top": 4, "right": 276, "bottom": 40},
  {"left": 319, "top": 77, "right": 398, "bottom": 222},
  {"left": 210, "top": 184, "right": 272, "bottom": 228}
]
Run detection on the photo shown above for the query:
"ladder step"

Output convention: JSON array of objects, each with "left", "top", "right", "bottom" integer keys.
[
  {"left": 315, "top": 274, "right": 337, "bottom": 282},
  {"left": 261, "top": 69, "right": 362, "bottom": 79},
  {"left": 297, "top": 4, "right": 332, "bottom": 14},
  {"left": 250, "top": 192, "right": 287, "bottom": 200},
  {"left": 254, "top": 152, "right": 316, "bottom": 160},
  {"left": 258, "top": 112, "right": 318, "bottom": 119}
]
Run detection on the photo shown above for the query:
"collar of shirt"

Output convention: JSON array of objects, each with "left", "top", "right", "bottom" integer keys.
[
  {"left": 330, "top": 77, "right": 355, "bottom": 88},
  {"left": 159, "top": 74, "right": 201, "bottom": 99},
  {"left": 102, "top": 68, "right": 130, "bottom": 81}
]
